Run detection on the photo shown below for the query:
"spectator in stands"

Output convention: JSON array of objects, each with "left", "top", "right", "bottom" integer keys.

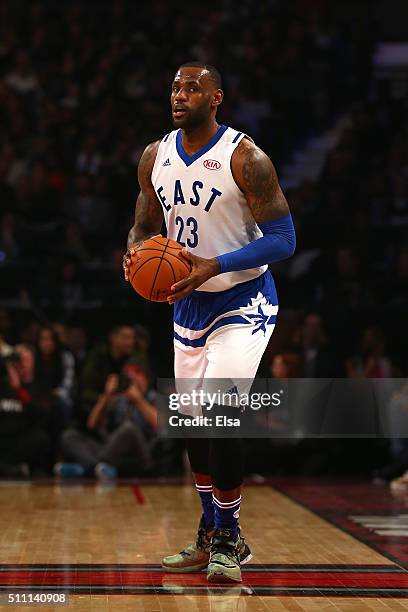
[
  {"left": 320, "top": 246, "right": 373, "bottom": 310},
  {"left": 56, "top": 363, "right": 158, "bottom": 478},
  {"left": 63, "top": 174, "right": 96, "bottom": 234},
  {"left": 31, "top": 326, "right": 75, "bottom": 453},
  {"left": 0, "top": 310, "right": 14, "bottom": 359},
  {"left": 52, "top": 322, "right": 68, "bottom": 347},
  {"left": 0, "top": 143, "right": 26, "bottom": 190},
  {"left": 270, "top": 352, "right": 301, "bottom": 379},
  {"left": 55, "top": 257, "right": 84, "bottom": 312},
  {"left": 65, "top": 326, "right": 88, "bottom": 370},
  {"left": 133, "top": 324, "right": 151, "bottom": 367},
  {"left": 292, "top": 313, "right": 340, "bottom": 377},
  {"left": 0, "top": 212, "right": 21, "bottom": 264},
  {"left": 5, "top": 49, "right": 39, "bottom": 97},
  {"left": 65, "top": 174, "right": 112, "bottom": 238},
  {"left": 346, "top": 326, "right": 392, "bottom": 378},
  {"left": 0, "top": 157, "right": 17, "bottom": 215},
  {"left": 107, "top": 363, "right": 157, "bottom": 436},
  {"left": 76, "top": 135, "right": 101, "bottom": 176},
  {"left": 15, "top": 344, "right": 35, "bottom": 386},
  {"left": 91, "top": 175, "right": 113, "bottom": 235},
  {"left": 0, "top": 356, "right": 50, "bottom": 477},
  {"left": 80, "top": 324, "right": 143, "bottom": 418},
  {"left": 61, "top": 222, "right": 91, "bottom": 263},
  {"left": 19, "top": 319, "right": 40, "bottom": 347},
  {"left": 267, "top": 352, "right": 302, "bottom": 434},
  {"left": 23, "top": 161, "right": 62, "bottom": 231}
]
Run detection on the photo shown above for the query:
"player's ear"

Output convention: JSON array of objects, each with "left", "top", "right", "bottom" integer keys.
[{"left": 212, "top": 89, "right": 224, "bottom": 109}]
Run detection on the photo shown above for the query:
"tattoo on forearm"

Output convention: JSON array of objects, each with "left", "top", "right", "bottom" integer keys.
[
  {"left": 127, "top": 141, "right": 163, "bottom": 248},
  {"left": 127, "top": 195, "right": 161, "bottom": 248}
]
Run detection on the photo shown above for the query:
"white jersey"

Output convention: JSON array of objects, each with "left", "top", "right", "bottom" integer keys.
[{"left": 151, "top": 125, "right": 267, "bottom": 292}]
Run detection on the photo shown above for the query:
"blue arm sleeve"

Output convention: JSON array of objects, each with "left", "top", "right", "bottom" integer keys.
[{"left": 216, "top": 213, "right": 296, "bottom": 273}]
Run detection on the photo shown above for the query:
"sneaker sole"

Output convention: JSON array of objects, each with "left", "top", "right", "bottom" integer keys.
[
  {"left": 207, "top": 569, "right": 242, "bottom": 583},
  {"left": 162, "top": 552, "right": 252, "bottom": 573},
  {"left": 161, "top": 562, "right": 209, "bottom": 573}
]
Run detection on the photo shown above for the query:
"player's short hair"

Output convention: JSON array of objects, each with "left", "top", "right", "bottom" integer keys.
[{"left": 178, "top": 61, "right": 222, "bottom": 89}]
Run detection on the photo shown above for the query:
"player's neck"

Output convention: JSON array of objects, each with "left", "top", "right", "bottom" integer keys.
[{"left": 181, "top": 120, "right": 220, "bottom": 156}]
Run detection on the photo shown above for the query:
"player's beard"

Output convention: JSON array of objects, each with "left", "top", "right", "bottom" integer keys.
[{"left": 172, "top": 101, "right": 212, "bottom": 131}]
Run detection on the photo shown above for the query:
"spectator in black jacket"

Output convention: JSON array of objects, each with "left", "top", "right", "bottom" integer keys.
[
  {"left": 80, "top": 324, "right": 147, "bottom": 419},
  {"left": 0, "top": 356, "right": 50, "bottom": 476},
  {"left": 292, "top": 313, "right": 341, "bottom": 378},
  {"left": 31, "top": 326, "right": 75, "bottom": 453}
]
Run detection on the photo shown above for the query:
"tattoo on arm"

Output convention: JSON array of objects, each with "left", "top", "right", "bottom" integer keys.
[
  {"left": 233, "top": 138, "right": 290, "bottom": 225},
  {"left": 127, "top": 193, "right": 162, "bottom": 248},
  {"left": 127, "top": 141, "right": 163, "bottom": 248}
]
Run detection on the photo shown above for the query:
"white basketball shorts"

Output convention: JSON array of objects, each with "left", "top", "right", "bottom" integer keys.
[{"left": 173, "top": 271, "right": 278, "bottom": 416}]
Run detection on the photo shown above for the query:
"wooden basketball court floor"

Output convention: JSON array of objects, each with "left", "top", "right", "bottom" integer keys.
[{"left": 1, "top": 479, "right": 408, "bottom": 611}]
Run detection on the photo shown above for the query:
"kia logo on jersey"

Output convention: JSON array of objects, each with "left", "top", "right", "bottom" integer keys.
[{"left": 203, "top": 159, "right": 221, "bottom": 170}]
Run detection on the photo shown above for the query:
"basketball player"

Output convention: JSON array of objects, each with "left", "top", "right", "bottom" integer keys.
[{"left": 123, "top": 62, "right": 296, "bottom": 582}]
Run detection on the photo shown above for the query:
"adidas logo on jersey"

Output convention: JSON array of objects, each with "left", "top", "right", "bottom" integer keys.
[{"left": 163, "top": 158, "right": 171, "bottom": 167}]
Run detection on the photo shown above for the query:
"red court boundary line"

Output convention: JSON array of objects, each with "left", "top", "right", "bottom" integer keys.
[
  {"left": 1, "top": 565, "right": 408, "bottom": 598},
  {"left": 131, "top": 485, "right": 145, "bottom": 504},
  {"left": 1, "top": 569, "right": 408, "bottom": 587},
  {"left": 1, "top": 586, "right": 408, "bottom": 598}
]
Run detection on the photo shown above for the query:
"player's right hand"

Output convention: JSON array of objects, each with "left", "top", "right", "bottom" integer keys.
[
  {"left": 123, "top": 235, "right": 162, "bottom": 281},
  {"left": 123, "top": 244, "right": 139, "bottom": 282}
]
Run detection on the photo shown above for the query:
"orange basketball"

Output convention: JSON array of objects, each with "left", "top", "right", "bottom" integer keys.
[{"left": 129, "top": 236, "right": 192, "bottom": 302}]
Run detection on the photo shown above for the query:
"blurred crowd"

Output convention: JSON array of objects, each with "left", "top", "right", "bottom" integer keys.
[
  {"left": 0, "top": 0, "right": 374, "bottom": 311},
  {"left": 285, "top": 98, "right": 408, "bottom": 317},
  {"left": 0, "top": 309, "right": 403, "bottom": 480},
  {"left": 0, "top": 317, "right": 180, "bottom": 478},
  {"left": 0, "top": 0, "right": 407, "bottom": 480}
]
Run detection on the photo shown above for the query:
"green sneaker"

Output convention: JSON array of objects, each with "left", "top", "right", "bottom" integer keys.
[
  {"left": 207, "top": 528, "right": 242, "bottom": 583},
  {"left": 237, "top": 531, "right": 252, "bottom": 565},
  {"left": 162, "top": 517, "right": 252, "bottom": 573},
  {"left": 162, "top": 515, "right": 213, "bottom": 573}
]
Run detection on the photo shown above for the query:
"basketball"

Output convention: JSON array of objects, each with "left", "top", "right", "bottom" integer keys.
[{"left": 129, "top": 236, "right": 192, "bottom": 302}]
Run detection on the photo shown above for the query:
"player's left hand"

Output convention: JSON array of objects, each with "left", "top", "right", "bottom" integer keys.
[{"left": 167, "top": 249, "right": 220, "bottom": 304}]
